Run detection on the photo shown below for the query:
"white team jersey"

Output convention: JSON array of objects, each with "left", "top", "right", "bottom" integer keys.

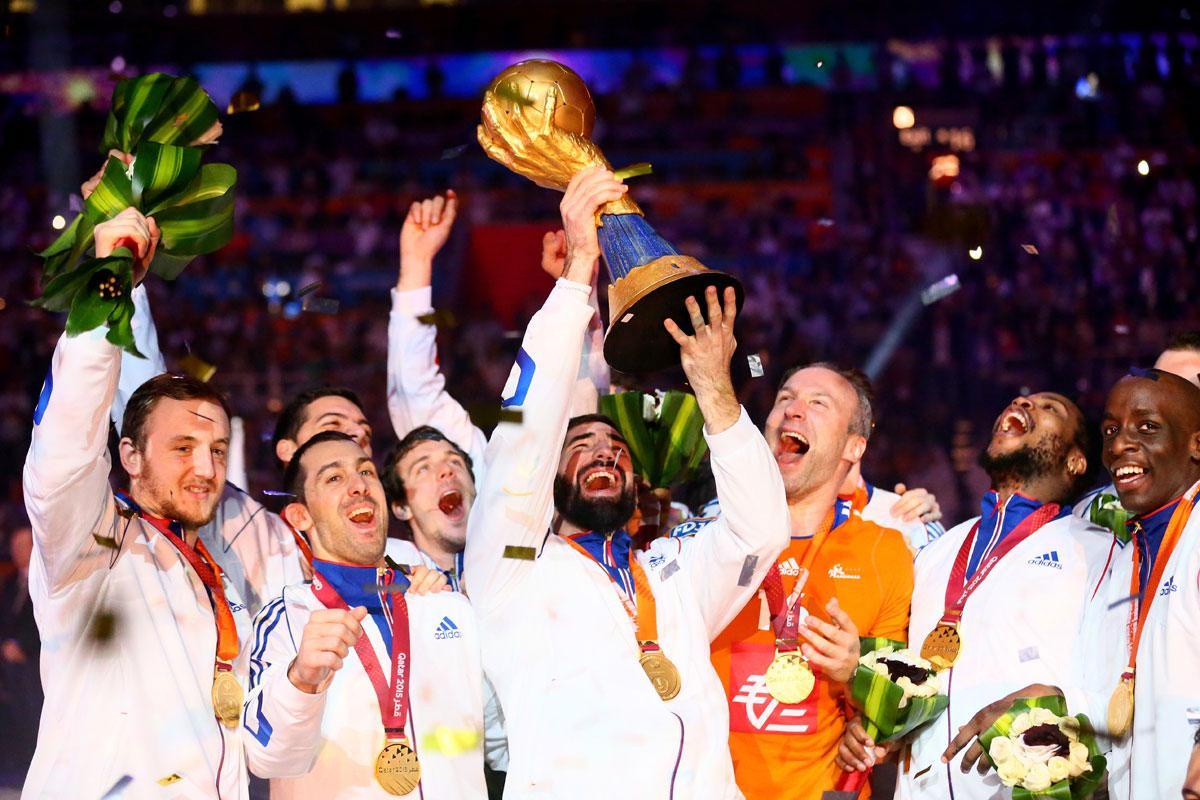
[
  {"left": 242, "top": 580, "right": 487, "bottom": 799},
  {"left": 898, "top": 510, "right": 1117, "bottom": 800},
  {"left": 857, "top": 482, "right": 945, "bottom": 555},
  {"left": 1085, "top": 480, "right": 1200, "bottom": 800},
  {"left": 23, "top": 331, "right": 252, "bottom": 799},
  {"left": 116, "top": 285, "right": 306, "bottom": 618},
  {"left": 386, "top": 285, "right": 607, "bottom": 484},
  {"left": 464, "top": 281, "right": 790, "bottom": 799}
]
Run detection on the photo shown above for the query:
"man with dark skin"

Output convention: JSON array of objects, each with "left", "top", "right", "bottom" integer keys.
[{"left": 940, "top": 371, "right": 1200, "bottom": 800}]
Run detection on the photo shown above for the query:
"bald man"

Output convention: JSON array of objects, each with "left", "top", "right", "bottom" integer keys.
[{"left": 1154, "top": 332, "right": 1200, "bottom": 388}]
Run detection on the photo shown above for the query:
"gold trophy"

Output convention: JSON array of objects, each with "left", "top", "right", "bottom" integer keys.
[{"left": 478, "top": 59, "right": 744, "bottom": 374}]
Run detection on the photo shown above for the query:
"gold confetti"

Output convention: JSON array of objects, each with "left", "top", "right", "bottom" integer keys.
[
  {"left": 158, "top": 773, "right": 183, "bottom": 786},
  {"left": 416, "top": 309, "right": 458, "bottom": 329},
  {"left": 421, "top": 726, "right": 482, "bottom": 756},
  {"left": 503, "top": 545, "right": 536, "bottom": 561},
  {"left": 302, "top": 296, "right": 340, "bottom": 315},
  {"left": 89, "top": 609, "right": 118, "bottom": 644},
  {"left": 1020, "top": 243, "right": 1039, "bottom": 255},
  {"left": 92, "top": 533, "right": 120, "bottom": 550},
  {"left": 613, "top": 162, "right": 653, "bottom": 181},
  {"left": 179, "top": 353, "right": 216, "bottom": 383},
  {"left": 226, "top": 90, "right": 260, "bottom": 115}
]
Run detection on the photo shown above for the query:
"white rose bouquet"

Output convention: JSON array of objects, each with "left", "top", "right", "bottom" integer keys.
[{"left": 979, "top": 696, "right": 1106, "bottom": 799}]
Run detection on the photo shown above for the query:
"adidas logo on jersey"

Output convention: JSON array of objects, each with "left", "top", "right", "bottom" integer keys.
[
  {"left": 1159, "top": 576, "right": 1178, "bottom": 597},
  {"left": 1027, "top": 551, "right": 1063, "bottom": 570},
  {"left": 827, "top": 563, "right": 861, "bottom": 580},
  {"left": 434, "top": 616, "right": 462, "bottom": 640},
  {"left": 777, "top": 558, "right": 802, "bottom": 576}
]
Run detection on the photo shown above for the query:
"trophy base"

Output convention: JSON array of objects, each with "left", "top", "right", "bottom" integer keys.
[{"left": 604, "top": 255, "right": 744, "bottom": 374}]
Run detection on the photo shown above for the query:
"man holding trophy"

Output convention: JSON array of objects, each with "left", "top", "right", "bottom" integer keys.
[{"left": 466, "top": 62, "right": 790, "bottom": 798}]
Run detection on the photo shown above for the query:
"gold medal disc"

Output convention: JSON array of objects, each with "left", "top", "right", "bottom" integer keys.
[
  {"left": 375, "top": 740, "right": 422, "bottom": 796},
  {"left": 211, "top": 670, "right": 243, "bottom": 728},
  {"left": 764, "top": 651, "right": 815, "bottom": 704},
  {"left": 639, "top": 650, "right": 682, "bottom": 701},
  {"left": 920, "top": 623, "right": 962, "bottom": 671},
  {"left": 1106, "top": 678, "right": 1135, "bottom": 738}
]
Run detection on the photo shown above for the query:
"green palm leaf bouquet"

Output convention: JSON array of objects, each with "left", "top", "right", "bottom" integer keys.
[
  {"left": 33, "top": 73, "right": 237, "bottom": 354},
  {"left": 850, "top": 637, "right": 949, "bottom": 743},
  {"left": 978, "top": 696, "right": 1106, "bottom": 799},
  {"left": 597, "top": 390, "right": 708, "bottom": 490}
]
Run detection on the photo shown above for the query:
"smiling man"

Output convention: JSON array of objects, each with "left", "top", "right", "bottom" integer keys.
[
  {"left": 242, "top": 431, "right": 487, "bottom": 798},
  {"left": 22, "top": 208, "right": 254, "bottom": 797},
  {"left": 891, "top": 392, "right": 1114, "bottom": 799},
  {"left": 1090, "top": 369, "right": 1200, "bottom": 799}
]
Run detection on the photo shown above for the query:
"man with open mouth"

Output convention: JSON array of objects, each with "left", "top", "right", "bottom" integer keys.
[
  {"left": 462, "top": 166, "right": 791, "bottom": 798},
  {"left": 242, "top": 430, "right": 489, "bottom": 798},
  {"left": 900, "top": 392, "right": 1116, "bottom": 800}
]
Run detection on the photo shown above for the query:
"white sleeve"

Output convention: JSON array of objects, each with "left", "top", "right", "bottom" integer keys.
[
  {"left": 386, "top": 287, "right": 488, "bottom": 470},
  {"left": 242, "top": 597, "right": 327, "bottom": 778},
  {"left": 23, "top": 331, "right": 122, "bottom": 591},
  {"left": 111, "top": 285, "right": 167, "bottom": 433},
  {"left": 568, "top": 286, "right": 609, "bottom": 417},
  {"left": 462, "top": 279, "right": 594, "bottom": 614},
  {"left": 1063, "top": 541, "right": 1128, "bottom": 736},
  {"left": 677, "top": 409, "right": 790, "bottom": 640},
  {"left": 226, "top": 417, "right": 249, "bottom": 492},
  {"left": 482, "top": 674, "right": 509, "bottom": 771}
]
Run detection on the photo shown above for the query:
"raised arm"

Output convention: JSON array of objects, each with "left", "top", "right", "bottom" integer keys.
[
  {"left": 110, "top": 284, "right": 166, "bottom": 432},
  {"left": 463, "top": 168, "right": 626, "bottom": 613},
  {"left": 24, "top": 208, "right": 160, "bottom": 589},
  {"left": 666, "top": 286, "right": 791, "bottom": 639}
]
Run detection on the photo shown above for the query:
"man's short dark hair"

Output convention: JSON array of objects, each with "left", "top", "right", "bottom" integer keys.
[
  {"left": 1165, "top": 331, "right": 1200, "bottom": 353},
  {"left": 566, "top": 413, "right": 621, "bottom": 436},
  {"left": 271, "top": 386, "right": 365, "bottom": 459},
  {"left": 777, "top": 362, "right": 876, "bottom": 440},
  {"left": 381, "top": 426, "right": 475, "bottom": 510},
  {"left": 282, "top": 430, "right": 359, "bottom": 504},
  {"left": 122, "top": 374, "right": 232, "bottom": 450}
]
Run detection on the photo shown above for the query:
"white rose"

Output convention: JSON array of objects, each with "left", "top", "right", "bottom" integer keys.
[
  {"left": 923, "top": 674, "right": 940, "bottom": 694},
  {"left": 1028, "top": 707, "right": 1058, "bottom": 726},
  {"left": 997, "top": 757, "right": 1028, "bottom": 786},
  {"left": 872, "top": 663, "right": 890, "bottom": 678},
  {"left": 1058, "top": 716, "right": 1081, "bottom": 738},
  {"left": 1024, "top": 763, "right": 1052, "bottom": 792},
  {"left": 1068, "top": 741, "right": 1091, "bottom": 772},
  {"left": 1047, "top": 756, "right": 1072, "bottom": 782},
  {"left": 989, "top": 736, "right": 1015, "bottom": 763},
  {"left": 1011, "top": 712, "right": 1033, "bottom": 735},
  {"left": 860, "top": 651, "right": 878, "bottom": 668}
]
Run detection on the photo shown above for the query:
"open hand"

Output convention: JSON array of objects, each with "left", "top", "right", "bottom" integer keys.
[
  {"left": 941, "top": 683, "right": 1062, "bottom": 773},
  {"left": 664, "top": 285, "right": 740, "bottom": 434}
]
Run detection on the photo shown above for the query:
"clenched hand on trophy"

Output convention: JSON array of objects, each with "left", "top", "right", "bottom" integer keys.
[{"left": 478, "top": 59, "right": 744, "bottom": 374}]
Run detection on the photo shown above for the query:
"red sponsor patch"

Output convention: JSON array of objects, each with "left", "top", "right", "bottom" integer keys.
[{"left": 727, "top": 642, "right": 818, "bottom": 735}]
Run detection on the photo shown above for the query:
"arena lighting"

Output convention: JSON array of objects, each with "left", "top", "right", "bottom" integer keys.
[
  {"left": 929, "top": 154, "right": 959, "bottom": 181},
  {"left": 968, "top": 246, "right": 983, "bottom": 260},
  {"left": 1137, "top": 159, "right": 1150, "bottom": 176},
  {"left": 51, "top": 215, "right": 66, "bottom": 230},
  {"left": 893, "top": 105, "right": 915, "bottom": 130}
]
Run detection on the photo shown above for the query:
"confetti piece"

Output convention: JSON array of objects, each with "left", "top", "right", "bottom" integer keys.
[
  {"left": 920, "top": 273, "right": 961, "bottom": 306},
  {"left": 913, "top": 765, "right": 933, "bottom": 779},
  {"left": 737, "top": 555, "right": 759, "bottom": 587},
  {"left": 416, "top": 309, "right": 458, "bottom": 329},
  {"left": 179, "top": 353, "right": 216, "bottom": 383},
  {"left": 661, "top": 560, "right": 680, "bottom": 581},
  {"left": 89, "top": 609, "right": 118, "bottom": 643},
  {"left": 1020, "top": 243, "right": 1039, "bottom": 255},
  {"left": 385, "top": 28, "right": 402, "bottom": 39},
  {"left": 1108, "top": 594, "right": 1138, "bottom": 610},
  {"left": 467, "top": 404, "right": 523, "bottom": 429},
  {"left": 441, "top": 144, "right": 469, "bottom": 160},
  {"left": 295, "top": 281, "right": 322, "bottom": 298},
  {"left": 226, "top": 90, "right": 260, "bottom": 115},
  {"left": 501, "top": 330, "right": 522, "bottom": 340},
  {"left": 815, "top": 60, "right": 824, "bottom": 68},
  {"left": 421, "top": 725, "right": 482, "bottom": 756},
  {"left": 302, "top": 296, "right": 340, "bottom": 315},
  {"left": 157, "top": 773, "right": 183, "bottom": 786},
  {"left": 93, "top": 533, "right": 120, "bottom": 550},
  {"left": 747, "top": 354, "right": 764, "bottom": 378},
  {"left": 499, "top": 409, "right": 523, "bottom": 424},
  {"left": 100, "top": 774, "right": 133, "bottom": 798},
  {"left": 363, "top": 582, "right": 412, "bottom": 595},
  {"left": 613, "top": 162, "right": 653, "bottom": 181},
  {"left": 503, "top": 545, "right": 536, "bottom": 561},
  {"left": 1018, "top": 646, "right": 1039, "bottom": 663}
]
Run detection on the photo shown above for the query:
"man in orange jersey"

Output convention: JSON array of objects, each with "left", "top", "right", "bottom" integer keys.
[{"left": 677, "top": 363, "right": 913, "bottom": 799}]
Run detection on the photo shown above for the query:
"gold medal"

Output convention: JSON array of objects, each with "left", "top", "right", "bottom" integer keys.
[
  {"left": 639, "top": 649, "right": 682, "bottom": 701},
  {"left": 211, "top": 670, "right": 243, "bottom": 728},
  {"left": 375, "top": 739, "right": 422, "bottom": 796},
  {"left": 920, "top": 623, "right": 962, "bottom": 670},
  {"left": 764, "top": 651, "right": 815, "bottom": 703},
  {"left": 1107, "top": 677, "right": 1135, "bottom": 737}
]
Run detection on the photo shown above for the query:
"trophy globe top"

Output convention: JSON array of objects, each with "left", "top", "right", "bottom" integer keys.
[{"left": 486, "top": 59, "right": 596, "bottom": 139}]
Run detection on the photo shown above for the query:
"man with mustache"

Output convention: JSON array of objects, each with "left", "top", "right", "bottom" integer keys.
[
  {"left": 886, "top": 392, "right": 1114, "bottom": 800},
  {"left": 242, "top": 431, "right": 484, "bottom": 797},
  {"left": 687, "top": 364, "right": 913, "bottom": 800},
  {"left": 1087, "top": 369, "right": 1200, "bottom": 799},
  {"left": 463, "top": 166, "right": 790, "bottom": 797},
  {"left": 22, "top": 208, "right": 255, "bottom": 796}
]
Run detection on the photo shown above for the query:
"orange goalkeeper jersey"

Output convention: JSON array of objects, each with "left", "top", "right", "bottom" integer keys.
[{"left": 710, "top": 508, "right": 914, "bottom": 800}]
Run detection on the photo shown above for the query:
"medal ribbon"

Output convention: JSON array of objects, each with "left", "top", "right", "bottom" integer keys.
[
  {"left": 1120, "top": 482, "right": 1199, "bottom": 681},
  {"left": 136, "top": 509, "right": 240, "bottom": 663},
  {"left": 563, "top": 535, "right": 665, "bottom": 656},
  {"left": 938, "top": 500, "right": 1061, "bottom": 626},
  {"left": 282, "top": 516, "right": 315, "bottom": 568},
  {"left": 761, "top": 507, "right": 836, "bottom": 651},
  {"left": 312, "top": 569, "right": 412, "bottom": 739}
]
